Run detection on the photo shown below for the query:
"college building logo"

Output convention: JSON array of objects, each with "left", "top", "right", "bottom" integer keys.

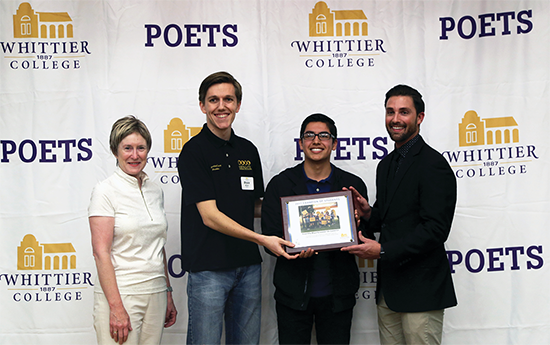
[
  {"left": 309, "top": 1, "right": 368, "bottom": 37},
  {"left": 1, "top": 234, "right": 93, "bottom": 303},
  {"left": 459, "top": 110, "right": 519, "bottom": 147},
  {"left": 148, "top": 118, "right": 202, "bottom": 185},
  {"left": 18, "top": 234, "right": 76, "bottom": 270},
  {"left": 442, "top": 110, "right": 539, "bottom": 179},
  {"left": 13, "top": 2, "right": 73, "bottom": 39},
  {"left": 2, "top": 2, "right": 91, "bottom": 70},
  {"left": 291, "top": 1, "right": 387, "bottom": 69},
  {"left": 164, "top": 118, "right": 201, "bottom": 153}
]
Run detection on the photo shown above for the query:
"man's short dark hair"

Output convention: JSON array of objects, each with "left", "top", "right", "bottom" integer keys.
[
  {"left": 198, "top": 71, "right": 243, "bottom": 104},
  {"left": 385, "top": 84, "right": 425, "bottom": 114},
  {"left": 300, "top": 113, "right": 337, "bottom": 139}
]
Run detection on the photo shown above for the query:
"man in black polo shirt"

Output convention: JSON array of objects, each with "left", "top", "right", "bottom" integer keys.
[
  {"left": 177, "top": 71, "right": 297, "bottom": 345},
  {"left": 261, "top": 113, "right": 372, "bottom": 344}
]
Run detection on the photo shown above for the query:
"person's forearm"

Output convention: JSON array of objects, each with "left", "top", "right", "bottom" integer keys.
[
  {"left": 197, "top": 199, "right": 297, "bottom": 259},
  {"left": 205, "top": 209, "right": 263, "bottom": 242},
  {"left": 197, "top": 200, "right": 265, "bottom": 244},
  {"left": 94, "top": 252, "right": 124, "bottom": 308},
  {"left": 162, "top": 248, "right": 171, "bottom": 289}
]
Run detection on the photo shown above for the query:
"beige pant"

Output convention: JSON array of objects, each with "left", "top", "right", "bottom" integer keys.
[
  {"left": 377, "top": 294, "right": 444, "bottom": 345},
  {"left": 93, "top": 292, "right": 167, "bottom": 345}
]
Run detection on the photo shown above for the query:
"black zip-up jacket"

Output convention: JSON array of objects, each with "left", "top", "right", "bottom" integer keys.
[{"left": 261, "top": 163, "right": 373, "bottom": 312}]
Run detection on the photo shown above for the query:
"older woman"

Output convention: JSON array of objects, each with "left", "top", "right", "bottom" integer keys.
[{"left": 89, "top": 115, "right": 177, "bottom": 345}]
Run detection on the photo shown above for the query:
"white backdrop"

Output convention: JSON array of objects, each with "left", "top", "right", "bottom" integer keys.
[{"left": 1, "top": 0, "right": 549, "bottom": 344}]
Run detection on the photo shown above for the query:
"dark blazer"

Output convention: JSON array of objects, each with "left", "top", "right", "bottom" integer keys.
[
  {"left": 262, "top": 163, "right": 372, "bottom": 312},
  {"left": 370, "top": 135, "right": 457, "bottom": 313}
]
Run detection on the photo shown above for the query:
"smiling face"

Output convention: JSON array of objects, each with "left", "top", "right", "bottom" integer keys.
[
  {"left": 115, "top": 132, "right": 148, "bottom": 178},
  {"left": 200, "top": 82, "right": 241, "bottom": 140},
  {"left": 299, "top": 121, "right": 337, "bottom": 164},
  {"left": 385, "top": 95, "right": 425, "bottom": 148}
]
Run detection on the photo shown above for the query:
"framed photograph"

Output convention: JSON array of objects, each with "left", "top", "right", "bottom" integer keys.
[{"left": 280, "top": 190, "right": 358, "bottom": 254}]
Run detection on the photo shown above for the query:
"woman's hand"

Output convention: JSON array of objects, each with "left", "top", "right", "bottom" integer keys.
[
  {"left": 164, "top": 292, "right": 178, "bottom": 328},
  {"left": 109, "top": 303, "right": 132, "bottom": 344}
]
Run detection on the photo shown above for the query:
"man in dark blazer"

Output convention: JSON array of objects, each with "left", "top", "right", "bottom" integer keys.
[{"left": 343, "top": 85, "right": 457, "bottom": 345}]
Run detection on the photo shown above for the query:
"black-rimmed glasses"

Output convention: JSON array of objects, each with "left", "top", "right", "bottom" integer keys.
[{"left": 301, "top": 131, "right": 334, "bottom": 141}]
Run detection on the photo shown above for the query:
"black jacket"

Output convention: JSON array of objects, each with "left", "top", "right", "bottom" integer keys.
[
  {"left": 371, "top": 136, "right": 457, "bottom": 312},
  {"left": 261, "top": 163, "right": 371, "bottom": 312}
]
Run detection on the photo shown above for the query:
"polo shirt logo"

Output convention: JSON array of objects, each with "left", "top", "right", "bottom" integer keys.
[
  {"left": 211, "top": 164, "right": 221, "bottom": 171},
  {"left": 238, "top": 160, "right": 252, "bottom": 171}
]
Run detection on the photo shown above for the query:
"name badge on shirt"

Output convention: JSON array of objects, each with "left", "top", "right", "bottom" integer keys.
[{"left": 241, "top": 177, "right": 254, "bottom": 190}]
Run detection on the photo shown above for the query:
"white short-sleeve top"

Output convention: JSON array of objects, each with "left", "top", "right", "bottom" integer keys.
[{"left": 88, "top": 166, "right": 168, "bottom": 294}]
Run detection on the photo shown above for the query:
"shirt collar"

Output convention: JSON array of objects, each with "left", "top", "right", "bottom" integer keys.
[
  {"left": 302, "top": 163, "right": 334, "bottom": 184},
  {"left": 395, "top": 134, "right": 420, "bottom": 158},
  {"left": 115, "top": 165, "right": 148, "bottom": 187},
  {"left": 202, "top": 123, "right": 235, "bottom": 148}
]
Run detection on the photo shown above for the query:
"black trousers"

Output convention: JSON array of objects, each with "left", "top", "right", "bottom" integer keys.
[{"left": 276, "top": 296, "right": 354, "bottom": 345}]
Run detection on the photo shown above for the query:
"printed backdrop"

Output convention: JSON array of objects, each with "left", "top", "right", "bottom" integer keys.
[{"left": 1, "top": 0, "right": 549, "bottom": 344}]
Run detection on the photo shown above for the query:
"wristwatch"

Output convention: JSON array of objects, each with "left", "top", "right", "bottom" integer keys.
[{"left": 166, "top": 286, "right": 173, "bottom": 292}]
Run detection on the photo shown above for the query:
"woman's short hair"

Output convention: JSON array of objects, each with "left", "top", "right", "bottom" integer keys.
[{"left": 109, "top": 115, "right": 152, "bottom": 155}]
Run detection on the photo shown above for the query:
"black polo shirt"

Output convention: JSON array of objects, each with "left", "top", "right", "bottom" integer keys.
[{"left": 177, "top": 124, "right": 264, "bottom": 272}]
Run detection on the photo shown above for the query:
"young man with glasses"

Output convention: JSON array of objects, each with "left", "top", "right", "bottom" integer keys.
[{"left": 261, "top": 113, "right": 373, "bottom": 344}]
